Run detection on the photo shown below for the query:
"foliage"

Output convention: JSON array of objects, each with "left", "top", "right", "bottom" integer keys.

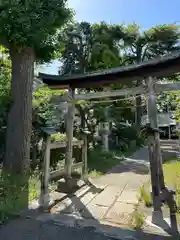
[
  {"left": 59, "top": 21, "right": 93, "bottom": 75},
  {"left": 169, "top": 91, "right": 180, "bottom": 123},
  {"left": 139, "top": 159, "right": 180, "bottom": 220},
  {"left": 58, "top": 22, "right": 180, "bottom": 146},
  {"left": 122, "top": 23, "right": 180, "bottom": 64},
  {"left": 163, "top": 159, "right": 180, "bottom": 212},
  {"left": 0, "top": 46, "right": 11, "bottom": 116},
  {"left": 58, "top": 21, "right": 136, "bottom": 150},
  {"left": 87, "top": 148, "right": 124, "bottom": 177},
  {"left": 31, "top": 86, "right": 67, "bottom": 169},
  {"left": 33, "top": 86, "right": 66, "bottom": 127},
  {"left": 0, "top": 0, "right": 73, "bottom": 175},
  {"left": 122, "top": 23, "right": 180, "bottom": 126},
  {"left": 1, "top": 4, "right": 180, "bottom": 220},
  {"left": 131, "top": 211, "right": 145, "bottom": 229},
  {"left": 0, "top": 170, "right": 40, "bottom": 221},
  {"left": 145, "top": 24, "right": 180, "bottom": 58},
  {"left": 157, "top": 89, "right": 180, "bottom": 125},
  {"left": 90, "top": 22, "right": 123, "bottom": 70},
  {"left": 139, "top": 185, "right": 152, "bottom": 207},
  {"left": 59, "top": 21, "right": 123, "bottom": 74},
  {"left": 51, "top": 133, "right": 77, "bottom": 142},
  {"left": 0, "top": 0, "right": 71, "bottom": 62},
  {"left": 0, "top": 47, "right": 11, "bottom": 162}
]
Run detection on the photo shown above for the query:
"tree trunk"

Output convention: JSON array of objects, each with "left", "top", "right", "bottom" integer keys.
[{"left": 4, "top": 48, "right": 35, "bottom": 174}]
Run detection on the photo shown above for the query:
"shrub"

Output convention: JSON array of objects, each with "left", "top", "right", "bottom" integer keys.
[
  {"left": 88, "top": 147, "right": 124, "bottom": 177},
  {"left": 0, "top": 170, "right": 40, "bottom": 222}
]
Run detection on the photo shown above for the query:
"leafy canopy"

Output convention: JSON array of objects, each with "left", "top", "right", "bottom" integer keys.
[
  {"left": 0, "top": 0, "right": 71, "bottom": 61},
  {"left": 122, "top": 23, "right": 180, "bottom": 64}
]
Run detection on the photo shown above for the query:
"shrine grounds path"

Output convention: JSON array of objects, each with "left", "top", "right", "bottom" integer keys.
[{"left": 0, "top": 141, "right": 178, "bottom": 240}]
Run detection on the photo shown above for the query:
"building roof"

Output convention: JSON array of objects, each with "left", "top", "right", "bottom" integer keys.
[{"left": 39, "top": 52, "right": 180, "bottom": 89}]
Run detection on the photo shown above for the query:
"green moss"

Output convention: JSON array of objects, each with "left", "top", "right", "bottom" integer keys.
[{"left": 51, "top": 133, "right": 77, "bottom": 142}]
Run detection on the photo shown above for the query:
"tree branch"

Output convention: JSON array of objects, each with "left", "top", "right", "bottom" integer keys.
[{"left": 141, "top": 44, "right": 149, "bottom": 62}]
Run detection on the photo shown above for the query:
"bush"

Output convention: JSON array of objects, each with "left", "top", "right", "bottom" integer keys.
[
  {"left": 88, "top": 147, "right": 124, "bottom": 177},
  {"left": 0, "top": 170, "right": 40, "bottom": 222},
  {"left": 110, "top": 124, "right": 145, "bottom": 150}
]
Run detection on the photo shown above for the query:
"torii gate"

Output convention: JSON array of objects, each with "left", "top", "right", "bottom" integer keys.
[{"left": 39, "top": 52, "right": 180, "bottom": 232}]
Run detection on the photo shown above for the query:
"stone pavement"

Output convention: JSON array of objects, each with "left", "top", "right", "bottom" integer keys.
[
  {"left": 12, "top": 146, "right": 151, "bottom": 240},
  {"left": 22, "top": 146, "right": 150, "bottom": 229},
  {"left": 1, "top": 143, "right": 178, "bottom": 239}
]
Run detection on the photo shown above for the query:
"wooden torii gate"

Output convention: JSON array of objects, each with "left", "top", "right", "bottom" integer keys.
[{"left": 39, "top": 52, "right": 180, "bottom": 231}]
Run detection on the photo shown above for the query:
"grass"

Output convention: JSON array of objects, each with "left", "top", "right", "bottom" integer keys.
[
  {"left": 139, "top": 158, "right": 180, "bottom": 221},
  {"left": 87, "top": 149, "right": 124, "bottom": 177},
  {"left": 87, "top": 144, "right": 139, "bottom": 178},
  {"left": 0, "top": 170, "right": 40, "bottom": 222},
  {"left": 131, "top": 211, "right": 145, "bottom": 229},
  {"left": 139, "top": 185, "right": 152, "bottom": 207},
  {"left": 163, "top": 158, "right": 180, "bottom": 214}
]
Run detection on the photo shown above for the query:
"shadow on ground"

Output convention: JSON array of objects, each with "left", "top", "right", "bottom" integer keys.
[
  {"left": 0, "top": 140, "right": 179, "bottom": 239},
  {"left": 0, "top": 179, "right": 179, "bottom": 240},
  {"left": 0, "top": 214, "right": 179, "bottom": 240},
  {"left": 106, "top": 140, "right": 178, "bottom": 176}
]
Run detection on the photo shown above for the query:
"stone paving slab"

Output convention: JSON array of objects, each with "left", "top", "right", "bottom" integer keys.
[
  {"left": 79, "top": 188, "right": 100, "bottom": 205},
  {"left": 105, "top": 202, "right": 136, "bottom": 225},
  {"left": 51, "top": 184, "right": 105, "bottom": 214},
  {"left": 88, "top": 186, "right": 122, "bottom": 208},
  {"left": 117, "top": 190, "right": 139, "bottom": 205},
  {"left": 81, "top": 204, "right": 108, "bottom": 219},
  {"left": 61, "top": 191, "right": 99, "bottom": 214},
  {"left": 35, "top": 184, "right": 111, "bottom": 219}
]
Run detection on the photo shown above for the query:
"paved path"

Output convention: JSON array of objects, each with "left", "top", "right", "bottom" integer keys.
[
  {"left": 88, "top": 147, "right": 150, "bottom": 225},
  {"left": 29, "top": 147, "right": 150, "bottom": 227},
  {"left": 93, "top": 146, "right": 150, "bottom": 189},
  {"left": 0, "top": 144, "right": 178, "bottom": 239}
]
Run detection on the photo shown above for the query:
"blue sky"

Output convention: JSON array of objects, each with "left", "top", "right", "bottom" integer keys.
[{"left": 40, "top": 0, "right": 180, "bottom": 74}]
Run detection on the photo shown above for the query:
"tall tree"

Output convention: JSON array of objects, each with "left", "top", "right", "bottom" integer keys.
[
  {"left": 122, "top": 24, "right": 180, "bottom": 127},
  {"left": 59, "top": 21, "right": 93, "bottom": 75},
  {"left": 60, "top": 21, "right": 124, "bottom": 74},
  {"left": 0, "top": 0, "right": 71, "bottom": 174},
  {"left": 59, "top": 22, "right": 131, "bottom": 149}
]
